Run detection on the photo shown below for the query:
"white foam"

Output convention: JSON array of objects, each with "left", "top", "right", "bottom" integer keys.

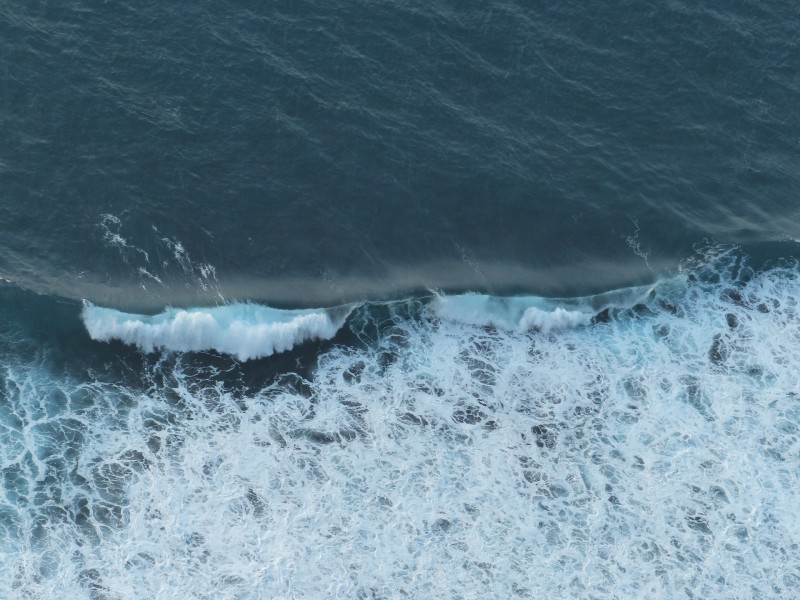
[
  {"left": 5, "top": 260, "right": 800, "bottom": 598},
  {"left": 82, "top": 301, "right": 352, "bottom": 360},
  {"left": 432, "top": 293, "right": 584, "bottom": 331},
  {"left": 432, "top": 285, "right": 653, "bottom": 331},
  {"left": 518, "top": 304, "right": 592, "bottom": 331}
]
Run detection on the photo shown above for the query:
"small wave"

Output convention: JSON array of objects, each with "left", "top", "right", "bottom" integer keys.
[
  {"left": 81, "top": 284, "right": 657, "bottom": 360},
  {"left": 82, "top": 301, "right": 353, "bottom": 360},
  {"left": 432, "top": 284, "right": 655, "bottom": 331}
]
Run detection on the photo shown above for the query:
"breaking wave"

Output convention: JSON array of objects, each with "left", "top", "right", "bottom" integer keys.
[
  {"left": 431, "top": 283, "right": 654, "bottom": 332},
  {"left": 82, "top": 284, "right": 656, "bottom": 360},
  {"left": 82, "top": 302, "right": 354, "bottom": 360}
]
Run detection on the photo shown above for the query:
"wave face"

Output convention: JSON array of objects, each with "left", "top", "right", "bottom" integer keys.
[
  {"left": 82, "top": 285, "right": 655, "bottom": 360},
  {"left": 2, "top": 255, "right": 799, "bottom": 598},
  {"left": 82, "top": 302, "right": 353, "bottom": 360},
  {"left": 432, "top": 284, "right": 654, "bottom": 331}
]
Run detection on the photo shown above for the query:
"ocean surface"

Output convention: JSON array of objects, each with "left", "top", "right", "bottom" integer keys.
[{"left": 1, "top": 1, "right": 799, "bottom": 598}]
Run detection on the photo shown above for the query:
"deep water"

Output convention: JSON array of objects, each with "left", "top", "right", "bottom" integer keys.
[{"left": 1, "top": 0, "right": 799, "bottom": 307}]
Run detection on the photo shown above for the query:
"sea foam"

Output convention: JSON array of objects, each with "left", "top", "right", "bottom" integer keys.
[
  {"left": 82, "top": 301, "right": 353, "bottom": 360},
  {"left": 432, "top": 284, "right": 654, "bottom": 331},
  {"left": 5, "top": 257, "right": 799, "bottom": 598}
]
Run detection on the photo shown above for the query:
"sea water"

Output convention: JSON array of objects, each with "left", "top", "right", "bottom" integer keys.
[{"left": 1, "top": 1, "right": 799, "bottom": 598}]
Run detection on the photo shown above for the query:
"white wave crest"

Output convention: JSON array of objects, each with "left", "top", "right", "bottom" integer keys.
[
  {"left": 518, "top": 305, "right": 592, "bottom": 331},
  {"left": 431, "top": 289, "right": 650, "bottom": 332},
  {"left": 82, "top": 301, "right": 352, "bottom": 360}
]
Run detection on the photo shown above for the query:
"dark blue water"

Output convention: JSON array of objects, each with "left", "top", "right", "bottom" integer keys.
[
  {"left": 1, "top": 1, "right": 799, "bottom": 597},
  {"left": 3, "top": 0, "right": 799, "bottom": 307}
]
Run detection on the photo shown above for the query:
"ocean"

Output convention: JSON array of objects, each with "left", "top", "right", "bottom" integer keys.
[{"left": 1, "top": 0, "right": 799, "bottom": 598}]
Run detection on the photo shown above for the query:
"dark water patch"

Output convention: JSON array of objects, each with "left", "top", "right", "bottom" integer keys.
[
  {"left": 708, "top": 334, "right": 728, "bottom": 365},
  {"left": 2, "top": 1, "right": 799, "bottom": 307}
]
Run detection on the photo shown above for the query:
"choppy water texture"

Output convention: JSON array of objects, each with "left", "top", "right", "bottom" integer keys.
[{"left": 1, "top": 0, "right": 800, "bottom": 598}]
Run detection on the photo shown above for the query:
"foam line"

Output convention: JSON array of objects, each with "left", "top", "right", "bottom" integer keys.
[{"left": 82, "top": 301, "right": 353, "bottom": 360}]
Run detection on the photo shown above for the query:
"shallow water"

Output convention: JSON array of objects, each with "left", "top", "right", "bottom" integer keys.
[{"left": 1, "top": 251, "right": 799, "bottom": 598}]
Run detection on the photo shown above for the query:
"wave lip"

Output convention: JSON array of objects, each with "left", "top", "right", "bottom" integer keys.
[
  {"left": 82, "top": 301, "right": 353, "bottom": 360},
  {"left": 432, "top": 284, "right": 656, "bottom": 332}
]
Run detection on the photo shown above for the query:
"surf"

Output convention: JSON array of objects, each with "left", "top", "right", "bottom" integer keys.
[
  {"left": 81, "top": 301, "right": 355, "bottom": 361},
  {"left": 3, "top": 250, "right": 799, "bottom": 598}
]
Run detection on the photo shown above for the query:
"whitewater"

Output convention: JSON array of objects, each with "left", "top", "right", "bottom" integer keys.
[
  {"left": 82, "top": 301, "right": 354, "bottom": 361},
  {"left": 0, "top": 251, "right": 798, "bottom": 598}
]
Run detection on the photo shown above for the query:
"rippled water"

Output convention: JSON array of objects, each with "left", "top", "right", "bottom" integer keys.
[{"left": 2, "top": 0, "right": 799, "bottom": 305}]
